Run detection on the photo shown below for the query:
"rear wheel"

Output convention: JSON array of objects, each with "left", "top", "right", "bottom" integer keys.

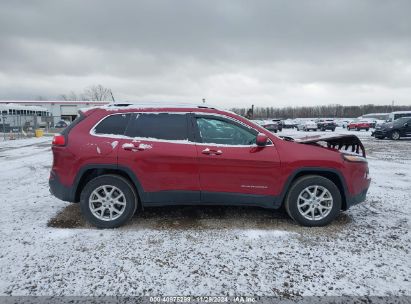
[
  {"left": 390, "top": 130, "right": 400, "bottom": 140},
  {"left": 80, "top": 174, "right": 138, "bottom": 228},
  {"left": 366, "top": 128, "right": 369, "bottom": 131},
  {"left": 284, "top": 175, "right": 341, "bottom": 227},
  {"left": 347, "top": 127, "right": 351, "bottom": 131}
]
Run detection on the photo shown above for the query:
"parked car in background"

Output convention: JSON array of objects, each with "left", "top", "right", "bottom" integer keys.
[
  {"left": 360, "top": 118, "right": 378, "bottom": 129},
  {"left": 283, "top": 119, "right": 298, "bottom": 129},
  {"left": 316, "top": 119, "right": 337, "bottom": 131},
  {"left": 339, "top": 120, "right": 351, "bottom": 128},
  {"left": 347, "top": 120, "right": 371, "bottom": 131},
  {"left": 297, "top": 120, "right": 318, "bottom": 131},
  {"left": 49, "top": 103, "right": 370, "bottom": 228},
  {"left": 261, "top": 120, "right": 281, "bottom": 133},
  {"left": 372, "top": 117, "right": 411, "bottom": 140},
  {"left": 272, "top": 119, "right": 283, "bottom": 132},
  {"left": 55, "top": 120, "right": 70, "bottom": 128},
  {"left": 387, "top": 111, "right": 411, "bottom": 122}
]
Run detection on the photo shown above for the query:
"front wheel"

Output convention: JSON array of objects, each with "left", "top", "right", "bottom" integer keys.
[
  {"left": 390, "top": 131, "right": 400, "bottom": 140},
  {"left": 284, "top": 175, "right": 342, "bottom": 227},
  {"left": 80, "top": 174, "right": 138, "bottom": 228}
]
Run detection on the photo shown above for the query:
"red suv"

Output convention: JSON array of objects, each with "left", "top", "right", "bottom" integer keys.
[
  {"left": 50, "top": 104, "right": 370, "bottom": 228},
  {"left": 347, "top": 120, "right": 371, "bottom": 131}
]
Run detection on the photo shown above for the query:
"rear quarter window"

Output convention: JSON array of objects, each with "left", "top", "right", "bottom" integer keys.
[
  {"left": 125, "top": 113, "right": 188, "bottom": 140},
  {"left": 94, "top": 114, "right": 131, "bottom": 135}
]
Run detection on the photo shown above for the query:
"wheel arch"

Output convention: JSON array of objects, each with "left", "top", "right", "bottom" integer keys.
[
  {"left": 279, "top": 168, "right": 349, "bottom": 210},
  {"left": 73, "top": 164, "right": 145, "bottom": 204}
]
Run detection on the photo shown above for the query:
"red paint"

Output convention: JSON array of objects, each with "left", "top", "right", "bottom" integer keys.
[{"left": 348, "top": 121, "right": 371, "bottom": 130}]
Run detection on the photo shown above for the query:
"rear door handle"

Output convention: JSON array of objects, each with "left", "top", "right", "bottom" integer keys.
[{"left": 202, "top": 148, "right": 223, "bottom": 155}]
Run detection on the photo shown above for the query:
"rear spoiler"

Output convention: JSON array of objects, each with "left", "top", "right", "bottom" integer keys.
[{"left": 288, "top": 134, "right": 366, "bottom": 157}]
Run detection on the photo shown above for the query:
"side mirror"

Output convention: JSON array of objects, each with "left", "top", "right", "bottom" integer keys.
[{"left": 256, "top": 133, "right": 269, "bottom": 147}]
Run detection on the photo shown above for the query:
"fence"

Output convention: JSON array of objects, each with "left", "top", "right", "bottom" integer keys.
[{"left": 0, "top": 115, "right": 73, "bottom": 141}]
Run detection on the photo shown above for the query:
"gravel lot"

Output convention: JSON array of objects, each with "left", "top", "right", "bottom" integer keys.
[{"left": 0, "top": 129, "right": 410, "bottom": 296}]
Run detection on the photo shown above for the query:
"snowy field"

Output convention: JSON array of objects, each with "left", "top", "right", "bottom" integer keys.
[{"left": 0, "top": 128, "right": 410, "bottom": 296}]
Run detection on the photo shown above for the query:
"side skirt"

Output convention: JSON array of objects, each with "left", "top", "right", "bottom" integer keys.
[{"left": 142, "top": 190, "right": 281, "bottom": 209}]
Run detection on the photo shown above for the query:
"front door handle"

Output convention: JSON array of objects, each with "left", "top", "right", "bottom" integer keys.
[
  {"left": 123, "top": 143, "right": 150, "bottom": 152},
  {"left": 202, "top": 148, "right": 223, "bottom": 155}
]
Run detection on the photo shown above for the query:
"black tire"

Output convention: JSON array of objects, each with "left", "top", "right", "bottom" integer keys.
[
  {"left": 390, "top": 130, "right": 400, "bottom": 140},
  {"left": 366, "top": 128, "right": 369, "bottom": 131},
  {"left": 331, "top": 128, "right": 335, "bottom": 132},
  {"left": 284, "top": 175, "right": 342, "bottom": 227},
  {"left": 80, "top": 174, "right": 138, "bottom": 228},
  {"left": 347, "top": 127, "right": 350, "bottom": 131}
]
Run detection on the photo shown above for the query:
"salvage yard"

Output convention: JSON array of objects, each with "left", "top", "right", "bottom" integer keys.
[{"left": 0, "top": 128, "right": 410, "bottom": 296}]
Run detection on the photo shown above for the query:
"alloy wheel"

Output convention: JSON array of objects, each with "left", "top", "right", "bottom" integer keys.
[
  {"left": 89, "top": 185, "right": 127, "bottom": 221},
  {"left": 297, "top": 185, "right": 333, "bottom": 221}
]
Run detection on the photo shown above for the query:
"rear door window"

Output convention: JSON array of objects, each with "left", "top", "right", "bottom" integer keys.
[
  {"left": 125, "top": 113, "right": 189, "bottom": 141},
  {"left": 94, "top": 114, "right": 131, "bottom": 135}
]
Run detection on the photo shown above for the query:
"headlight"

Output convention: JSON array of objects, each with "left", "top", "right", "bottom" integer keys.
[{"left": 342, "top": 154, "right": 367, "bottom": 163}]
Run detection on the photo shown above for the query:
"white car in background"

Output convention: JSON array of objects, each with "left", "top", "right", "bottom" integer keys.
[{"left": 297, "top": 120, "right": 318, "bottom": 131}]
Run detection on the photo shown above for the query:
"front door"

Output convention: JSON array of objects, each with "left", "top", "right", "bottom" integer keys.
[
  {"left": 193, "top": 115, "right": 281, "bottom": 206},
  {"left": 406, "top": 118, "right": 411, "bottom": 136},
  {"left": 117, "top": 112, "right": 200, "bottom": 204}
]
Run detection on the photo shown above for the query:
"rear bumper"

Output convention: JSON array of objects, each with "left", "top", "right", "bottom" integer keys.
[{"left": 49, "top": 171, "right": 75, "bottom": 202}]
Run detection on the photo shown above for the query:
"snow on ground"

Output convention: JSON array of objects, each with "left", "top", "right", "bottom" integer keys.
[{"left": 0, "top": 128, "right": 410, "bottom": 296}]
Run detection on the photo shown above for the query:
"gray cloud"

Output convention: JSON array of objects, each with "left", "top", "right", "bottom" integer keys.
[{"left": 1, "top": 0, "right": 411, "bottom": 107}]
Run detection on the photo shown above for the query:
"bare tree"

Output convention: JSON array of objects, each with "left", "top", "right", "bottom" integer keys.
[
  {"left": 83, "top": 85, "right": 113, "bottom": 101},
  {"left": 59, "top": 85, "right": 114, "bottom": 102},
  {"left": 60, "top": 91, "right": 81, "bottom": 101}
]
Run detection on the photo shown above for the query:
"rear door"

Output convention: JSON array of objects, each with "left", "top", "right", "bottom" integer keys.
[
  {"left": 115, "top": 112, "right": 200, "bottom": 203},
  {"left": 192, "top": 114, "right": 281, "bottom": 204}
]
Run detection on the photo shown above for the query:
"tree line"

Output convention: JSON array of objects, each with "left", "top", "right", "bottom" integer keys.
[{"left": 232, "top": 104, "right": 411, "bottom": 119}]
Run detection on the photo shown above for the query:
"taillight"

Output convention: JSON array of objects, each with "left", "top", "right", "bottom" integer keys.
[{"left": 52, "top": 134, "right": 66, "bottom": 146}]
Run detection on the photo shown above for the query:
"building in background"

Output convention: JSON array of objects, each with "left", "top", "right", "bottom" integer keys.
[{"left": 0, "top": 100, "right": 110, "bottom": 123}]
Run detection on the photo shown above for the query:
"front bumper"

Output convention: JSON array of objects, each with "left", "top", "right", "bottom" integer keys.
[
  {"left": 49, "top": 171, "right": 75, "bottom": 202},
  {"left": 345, "top": 185, "right": 370, "bottom": 209},
  {"left": 372, "top": 129, "right": 388, "bottom": 137}
]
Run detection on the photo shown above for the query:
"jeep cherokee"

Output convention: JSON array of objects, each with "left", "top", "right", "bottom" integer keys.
[{"left": 49, "top": 104, "right": 371, "bottom": 228}]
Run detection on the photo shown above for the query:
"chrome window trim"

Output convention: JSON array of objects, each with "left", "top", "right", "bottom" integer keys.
[{"left": 89, "top": 111, "right": 274, "bottom": 147}]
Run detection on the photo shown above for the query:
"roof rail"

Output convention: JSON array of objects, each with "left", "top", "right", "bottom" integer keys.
[{"left": 106, "top": 102, "right": 217, "bottom": 109}]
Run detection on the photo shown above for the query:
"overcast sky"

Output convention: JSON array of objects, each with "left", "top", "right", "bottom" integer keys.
[{"left": 1, "top": 0, "right": 410, "bottom": 108}]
